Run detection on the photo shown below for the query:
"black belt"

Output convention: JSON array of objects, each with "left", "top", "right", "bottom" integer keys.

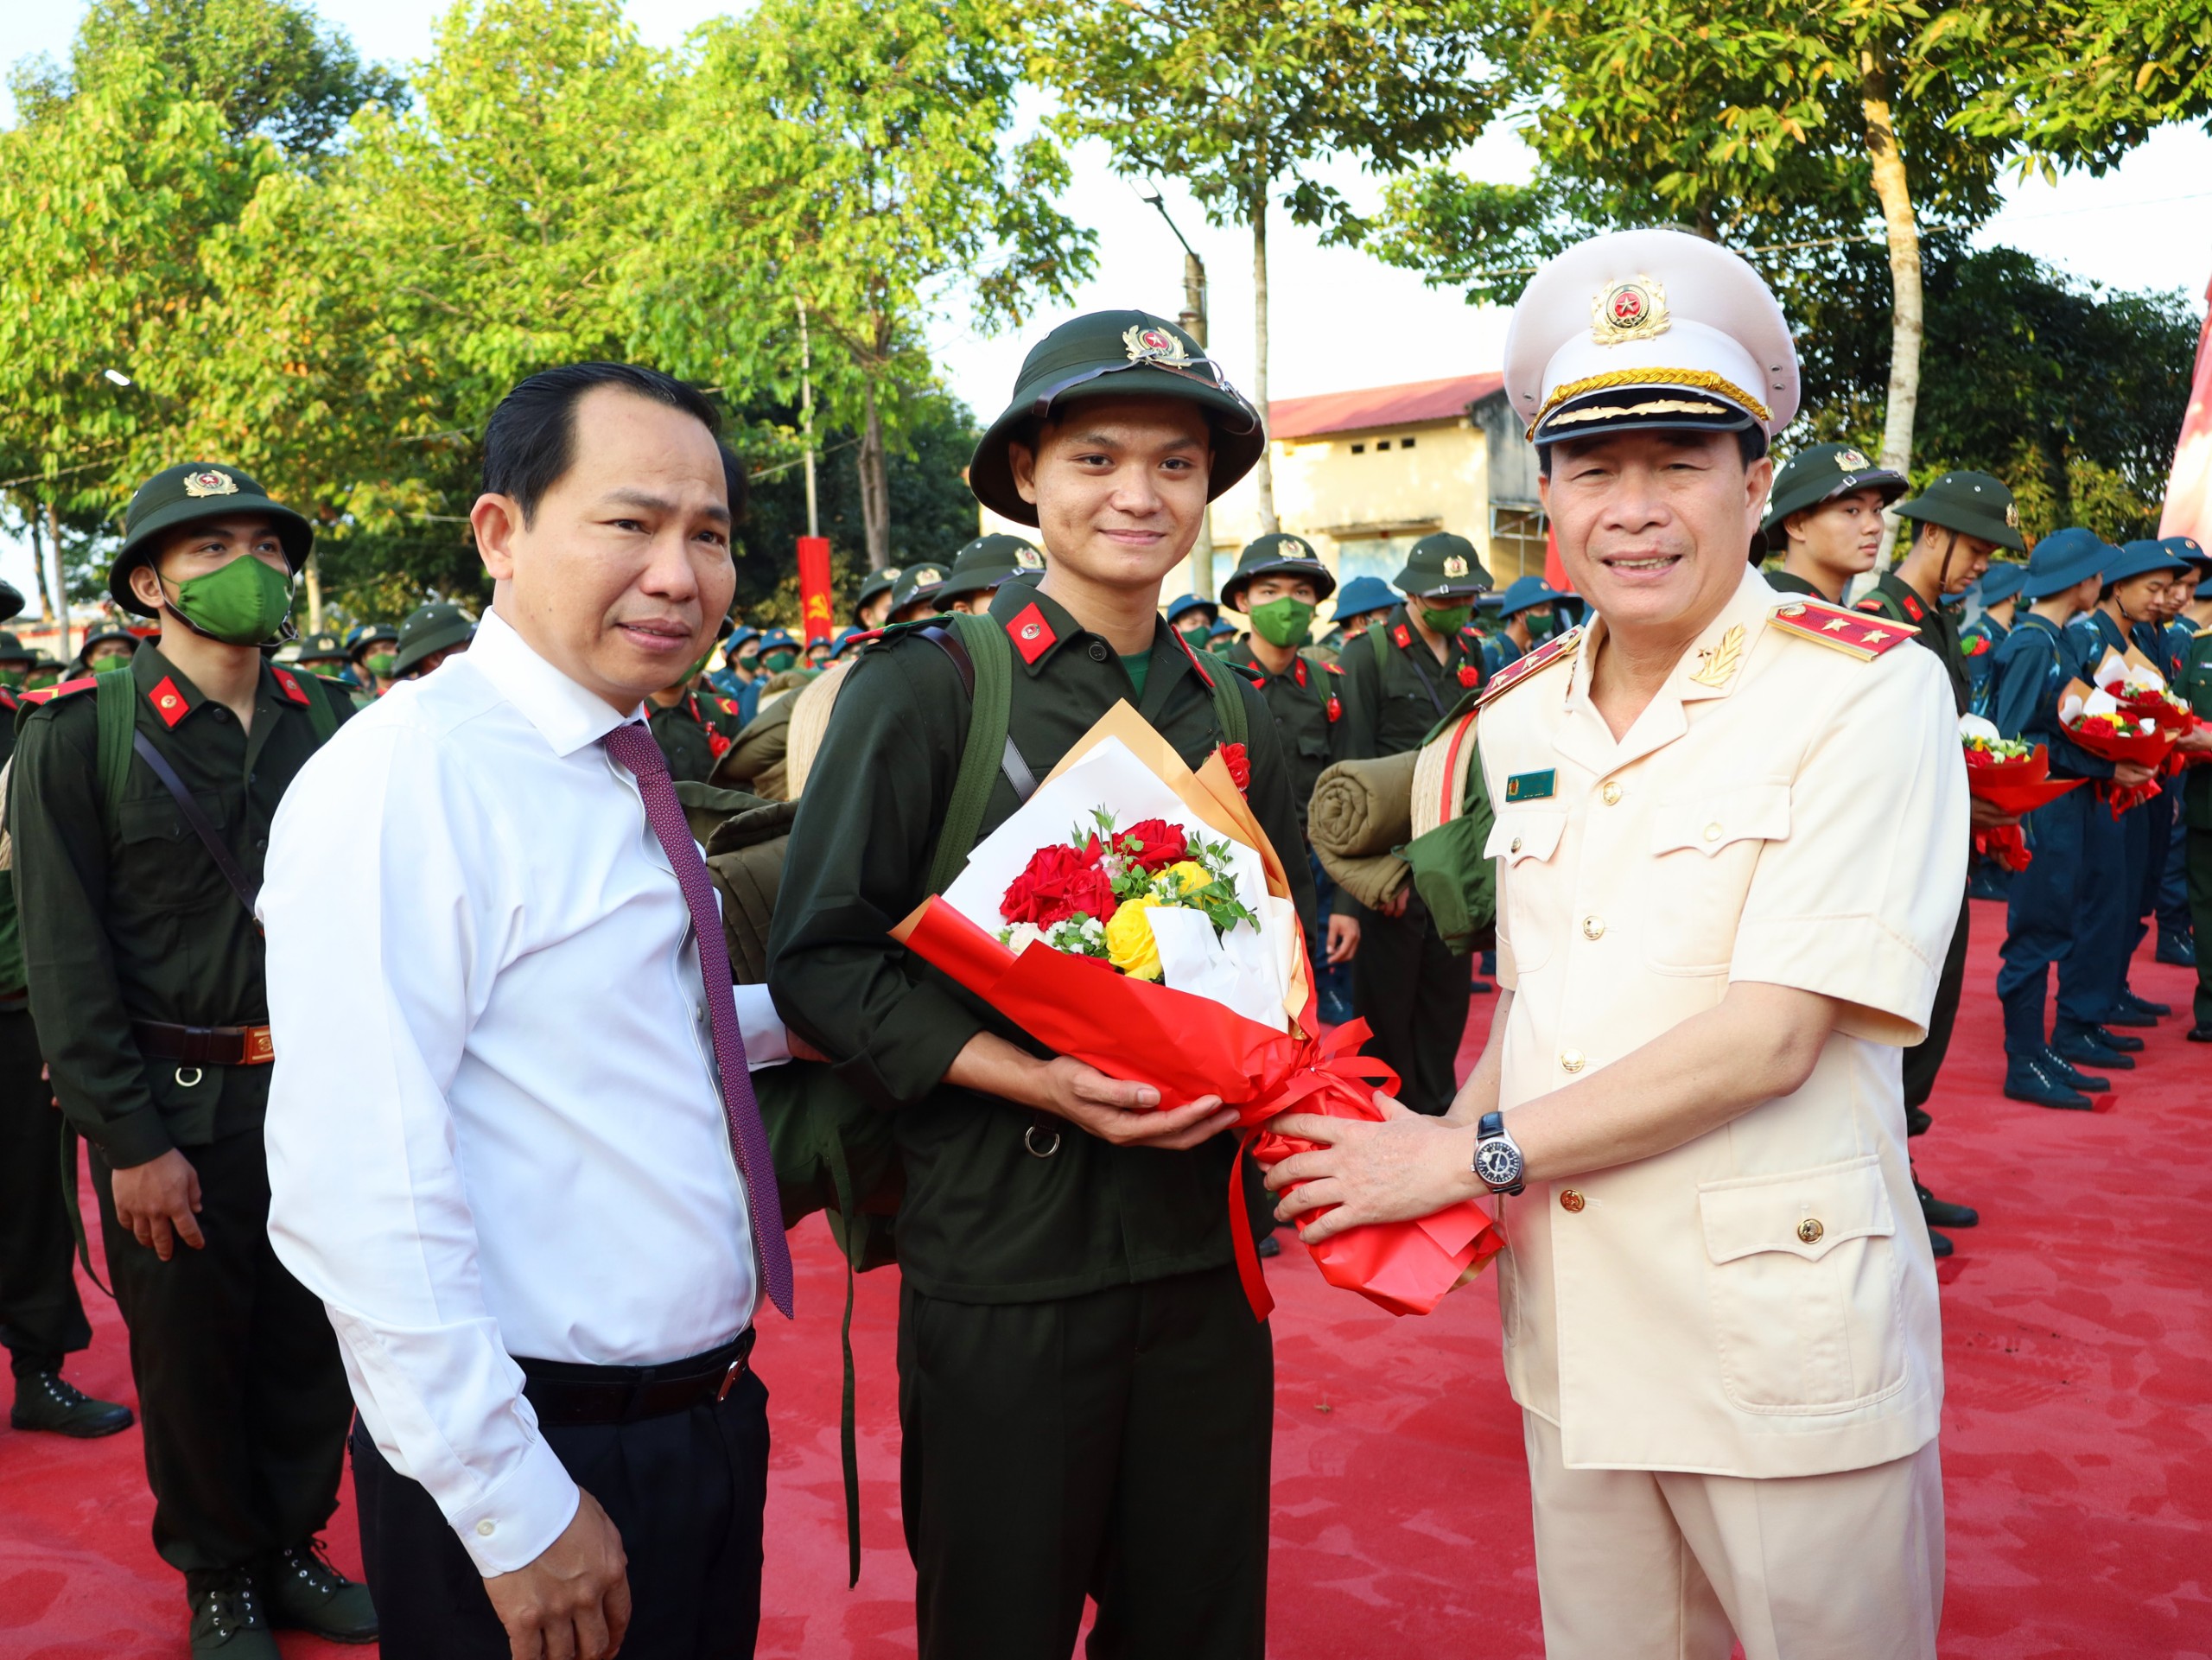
[
  {"left": 518, "top": 1329, "right": 754, "bottom": 1428},
  {"left": 132, "top": 1020, "right": 275, "bottom": 1067}
]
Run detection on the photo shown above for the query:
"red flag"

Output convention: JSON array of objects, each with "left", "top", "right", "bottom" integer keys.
[
  {"left": 797, "top": 535, "right": 834, "bottom": 644},
  {"left": 2158, "top": 273, "right": 2212, "bottom": 544},
  {"left": 1541, "top": 520, "right": 1573, "bottom": 593}
]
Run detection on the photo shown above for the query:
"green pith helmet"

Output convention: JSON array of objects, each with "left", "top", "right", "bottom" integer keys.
[
  {"left": 935, "top": 534, "right": 1046, "bottom": 608},
  {"left": 294, "top": 630, "right": 350, "bottom": 664},
  {"left": 0, "top": 582, "right": 22, "bottom": 626},
  {"left": 888, "top": 562, "right": 950, "bottom": 614},
  {"left": 110, "top": 462, "right": 315, "bottom": 618},
  {"left": 1394, "top": 531, "right": 1493, "bottom": 599},
  {"left": 391, "top": 601, "right": 477, "bottom": 677},
  {"left": 0, "top": 632, "right": 30, "bottom": 666},
  {"left": 1757, "top": 442, "right": 1909, "bottom": 556},
  {"left": 74, "top": 623, "right": 140, "bottom": 663},
  {"left": 349, "top": 622, "right": 399, "bottom": 662},
  {"left": 968, "top": 309, "right": 1265, "bottom": 526},
  {"left": 1219, "top": 532, "right": 1335, "bottom": 612},
  {"left": 1893, "top": 470, "right": 2026, "bottom": 553},
  {"left": 855, "top": 566, "right": 903, "bottom": 615}
]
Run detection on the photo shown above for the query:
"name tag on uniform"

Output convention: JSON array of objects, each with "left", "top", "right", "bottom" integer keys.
[{"left": 1504, "top": 769, "right": 1555, "bottom": 802}]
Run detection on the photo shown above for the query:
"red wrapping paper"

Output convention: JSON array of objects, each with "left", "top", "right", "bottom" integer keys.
[
  {"left": 893, "top": 897, "right": 1503, "bottom": 1319},
  {"left": 1962, "top": 745, "right": 2086, "bottom": 868}
]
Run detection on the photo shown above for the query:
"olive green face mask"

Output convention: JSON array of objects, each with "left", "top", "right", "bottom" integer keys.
[
  {"left": 1247, "top": 595, "right": 1316, "bottom": 649},
  {"left": 365, "top": 652, "right": 397, "bottom": 679},
  {"left": 0, "top": 671, "right": 22, "bottom": 690},
  {"left": 164, "top": 555, "right": 294, "bottom": 646},
  {"left": 1417, "top": 601, "right": 1473, "bottom": 635},
  {"left": 761, "top": 649, "right": 798, "bottom": 672}
]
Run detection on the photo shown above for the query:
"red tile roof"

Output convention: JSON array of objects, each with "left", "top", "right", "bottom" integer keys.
[{"left": 1267, "top": 372, "right": 1504, "bottom": 441}]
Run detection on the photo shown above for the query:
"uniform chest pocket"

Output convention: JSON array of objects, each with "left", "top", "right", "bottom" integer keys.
[
  {"left": 114, "top": 793, "right": 232, "bottom": 913},
  {"left": 1699, "top": 1155, "right": 1906, "bottom": 1414},
  {"left": 1295, "top": 732, "right": 1331, "bottom": 762},
  {"left": 1485, "top": 809, "right": 1567, "bottom": 974},
  {"left": 1643, "top": 783, "right": 1789, "bottom": 974}
]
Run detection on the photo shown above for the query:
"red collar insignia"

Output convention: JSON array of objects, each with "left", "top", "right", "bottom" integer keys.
[
  {"left": 1293, "top": 656, "right": 1308, "bottom": 689},
  {"left": 270, "top": 667, "right": 312, "bottom": 707},
  {"left": 25, "top": 676, "right": 98, "bottom": 706},
  {"left": 1902, "top": 592, "right": 1925, "bottom": 622},
  {"left": 1007, "top": 601, "right": 1056, "bottom": 665},
  {"left": 149, "top": 676, "right": 191, "bottom": 728},
  {"left": 1391, "top": 623, "right": 1413, "bottom": 649}
]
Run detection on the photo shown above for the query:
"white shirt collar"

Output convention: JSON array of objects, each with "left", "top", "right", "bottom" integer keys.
[{"left": 468, "top": 607, "right": 646, "bottom": 759}]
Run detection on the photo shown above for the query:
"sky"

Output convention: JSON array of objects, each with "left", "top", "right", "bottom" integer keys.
[{"left": 6, "top": 0, "right": 2211, "bottom": 601}]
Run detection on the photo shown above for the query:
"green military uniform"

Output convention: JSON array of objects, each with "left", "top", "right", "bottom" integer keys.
[
  {"left": 2183, "top": 618, "right": 2212, "bottom": 1036},
  {"left": 1863, "top": 475, "right": 2025, "bottom": 1237},
  {"left": 0, "top": 580, "right": 137, "bottom": 1440},
  {"left": 647, "top": 685, "right": 748, "bottom": 783},
  {"left": 1338, "top": 532, "right": 1491, "bottom": 1115},
  {"left": 770, "top": 311, "right": 1296, "bottom": 1660},
  {"left": 1754, "top": 442, "right": 1908, "bottom": 605},
  {"left": 8, "top": 464, "right": 371, "bottom": 1650}
]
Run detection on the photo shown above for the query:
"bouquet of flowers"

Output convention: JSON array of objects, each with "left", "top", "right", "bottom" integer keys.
[
  {"left": 2058, "top": 677, "right": 2181, "bottom": 815},
  {"left": 1957, "top": 715, "right": 2082, "bottom": 869},
  {"left": 893, "top": 702, "right": 1503, "bottom": 1318}
]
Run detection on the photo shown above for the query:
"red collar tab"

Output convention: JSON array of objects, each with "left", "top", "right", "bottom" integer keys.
[
  {"left": 1853, "top": 596, "right": 1887, "bottom": 615},
  {"left": 24, "top": 676, "right": 99, "bottom": 706},
  {"left": 149, "top": 676, "right": 191, "bottom": 728},
  {"left": 1391, "top": 622, "right": 1413, "bottom": 649},
  {"left": 1007, "top": 601, "right": 1057, "bottom": 666},
  {"left": 1293, "top": 656, "right": 1309, "bottom": 689},
  {"left": 270, "top": 667, "right": 312, "bottom": 707},
  {"left": 1901, "top": 591, "right": 1925, "bottom": 621}
]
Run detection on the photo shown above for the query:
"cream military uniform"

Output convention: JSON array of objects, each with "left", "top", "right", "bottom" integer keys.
[{"left": 1471, "top": 228, "right": 1967, "bottom": 1660}]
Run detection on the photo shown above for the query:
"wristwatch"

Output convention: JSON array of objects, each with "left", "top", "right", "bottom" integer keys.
[{"left": 1471, "top": 1111, "right": 1525, "bottom": 1197}]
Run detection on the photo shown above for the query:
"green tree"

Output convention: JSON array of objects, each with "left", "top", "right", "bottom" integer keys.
[
  {"left": 1027, "top": 0, "right": 1496, "bottom": 532},
  {"left": 646, "top": 0, "right": 1090, "bottom": 570},
  {"left": 10, "top": 0, "right": 404, "bottom": 156},
  {"left": 1367, "top": 0, "right": 2199, "bottom": 498}
]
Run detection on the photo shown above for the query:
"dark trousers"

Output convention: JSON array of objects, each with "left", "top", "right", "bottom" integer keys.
[
  {"left": 91, "top": 1128, "right": 352, "bottom": 1575},
  {"left": 2190, "top": 828, "right": 2212, "bottom": 1027},
  {"left": 899, "top": 1267, "right": 1272, "bottom": 1660},
  {"left": 2121, "top": 792, "right": 2171, "bottom": 985},
  {"left": 1351, "top": 892, "right": 1471, "bottom": 1116},
  {"left": 351, "top": 1366, "right": 769, "bottom": 1660},
  {"left": 1306, "top": 849, "right": 1352, "bottom": 1020},
  {"left": 1901, "top": 891, "right": 1969, "bottom": 1114},
  {"left": 2157, "top": 800, "right": 2191, "bottom": 938},
  {"left": 0, "top": 1008, "right": 89, "bottom": 1376}
]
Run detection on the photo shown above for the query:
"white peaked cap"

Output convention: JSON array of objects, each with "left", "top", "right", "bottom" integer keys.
[{"left": 1503, "top": 228, "right": 1800, "bottom": 445}]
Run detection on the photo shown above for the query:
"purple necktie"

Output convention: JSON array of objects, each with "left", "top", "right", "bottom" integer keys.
[{"left": 603, "top": 721, "right": 794, "bottom": 1320}]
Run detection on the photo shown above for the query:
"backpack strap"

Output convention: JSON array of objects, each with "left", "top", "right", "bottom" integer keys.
[
  {"left": 924, "top": 612, "right": 1019, "bottom": 895},
  {"left": 1168, "top": 630, "right": 1249, "bottom": 748},
  {"left": 93, "top": 666, "right": 137, "bottom": 810}
]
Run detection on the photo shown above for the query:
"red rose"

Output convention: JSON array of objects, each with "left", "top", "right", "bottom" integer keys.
[
  {"left": 1001, "top": 839, "right": 1116, "bottom": 926},
  {"left": 1457, "top": 664, "right": 1480, "bottom": 688},
  {"left": 1110, "top": 817, "right": 1189, "bottom": 871},
  {"left": 1220, "top": 741, "right": 1250, "bottom": 795}
]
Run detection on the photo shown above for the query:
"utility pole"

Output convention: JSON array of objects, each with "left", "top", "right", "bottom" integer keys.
[
  {"left": 1136, "top": 182, "right": 1217, "bottom": 600},
  {"left": 798, "top": 301, "right": 820, "bottom": 538},
  {"left": 46, "top": 499, "right": 70, "bottom": 666}
]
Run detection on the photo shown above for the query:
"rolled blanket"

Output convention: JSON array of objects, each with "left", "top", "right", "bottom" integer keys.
[
  {"left": 712, "top": 694, "right": 794, "bottom": 799},
  {"left": 704, "top": 798, "right": 801, "bottom": 984},
  {"left": 1307, "top": 751, "right": 1418, "bottom": 860},
  {"left": 1316, "top": 844, "right": 1409, "bottom": 912}
]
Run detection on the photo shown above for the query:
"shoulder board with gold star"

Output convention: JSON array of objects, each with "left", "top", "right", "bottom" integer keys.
[
  {"left": 1769, "top": 600, "right": 1918, "bottom": 660},
  {"left": 1474, "top": 625, "right": 1583, "bottom": 709}
]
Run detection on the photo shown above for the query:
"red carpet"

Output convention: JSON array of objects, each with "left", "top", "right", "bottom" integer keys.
[{"left": 3, "top": 900, "right": 2207, "bottom": 1657}]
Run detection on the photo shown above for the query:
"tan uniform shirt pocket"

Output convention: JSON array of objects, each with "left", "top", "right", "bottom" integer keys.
[
  {"left": 1486, "top": 808, "right": 1567, "bottom": 976},
  {"left": 1646, "top": 783, "right": 1789, "bottom": 973}
]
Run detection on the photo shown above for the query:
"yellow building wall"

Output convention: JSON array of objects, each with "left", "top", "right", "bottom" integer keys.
[{"left": 976, "top": 413, "right": 1505, "bottom": 620}]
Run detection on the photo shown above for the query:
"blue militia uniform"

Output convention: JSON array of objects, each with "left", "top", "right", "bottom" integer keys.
[
  {"left": 2066, "top": 610, "right": 2156, "bottom": 1013},
  {"left": 1992, "top": 614, "right": 2124, "bottom": 1058},
  {"left": 2157, "top": 619, "right": 2196, "bottom": 955},
  {"left": 1961, "top": 613, "right": 2008, "bottom": 718}
]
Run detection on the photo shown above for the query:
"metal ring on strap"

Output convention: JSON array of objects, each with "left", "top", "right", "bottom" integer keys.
[
  {"left": 175, "top": 1067, "right": 203, "bottom": 1088},
  {"left": 1024, "top": 1124, "right": 1061, "bottom": 1159}
]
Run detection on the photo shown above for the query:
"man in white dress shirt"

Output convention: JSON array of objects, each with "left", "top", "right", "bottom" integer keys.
[{"left": 264, "top": 362, "right": 796, "bottom": 1660}]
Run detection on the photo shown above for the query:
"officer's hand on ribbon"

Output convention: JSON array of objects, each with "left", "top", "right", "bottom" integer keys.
[{"left": 1263, "top": 1094, "right": 1474, "bottom": 1243}]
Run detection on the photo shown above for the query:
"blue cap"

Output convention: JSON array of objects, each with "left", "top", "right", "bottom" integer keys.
[
  {"left": 1497, "top": 574, "right": 1567, "bottom": 619},
  {"left": 1207, "top": 618, "right": 1237, "bottom": 639},
  {"left": 1975, "top": 563, "right": 2026, "bottom": 606},
  {"left": 1166, "top": 593, "right": 1218, "bottom": 626},
  {"left": 2019, "top": 528, "right": 2113, "bottom": 600},
  {"left": 2107, "top": 538, "right": 2190, "bottom": 587},
  {"left": 728, "top": 626, "right": 760, "bottom": 648},
  {"left": 1331, "top": 575, "right": 1397, "bottom": 621},
  {"left": 2159, "top": 533, "right": 2209, "bottom": 574},
  {"left": 757, "top": 627, "right": 800, "bottom": 652}
]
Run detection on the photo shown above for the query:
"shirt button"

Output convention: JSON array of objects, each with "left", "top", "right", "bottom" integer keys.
[
  {"left": 1580, "top": 915, "right": 1605, "bottom": 940},
  {"left": 1797, "top": 1218, "right": 1825, "bottom": 1244},
  {"left": 1509, "top": 836, "right": 1524, "bottom": 854},
  {"left": 476, "top": 1519, "right": 497, "bottom": 1536},
  {"left": 1087, "top": 641, "right": 1109, "bottom": 663},
  {"left": 1601, "top": 781, "right": 1622, "bottom": 805},
  {"left": 1560, "top": 1188, "right": 1586, "bottom": 1213},
  {"left": 1703, "top": 823, "right": 1723, "bottom": 842},
  {"left": 1559, "top": 1049, "right": 1586, "bottom": 1072}
]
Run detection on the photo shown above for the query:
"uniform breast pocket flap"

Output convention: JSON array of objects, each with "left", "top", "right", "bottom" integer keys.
[
  {"left": 116, "top": 793, "right": 228, "bottom": 845},
  {"left": 1698, "top": 1155, "right": 1906, "bottom": 1413},
  {"left": 1484, "top": 809, "right": 1567, "bottom": 867},
  {"left": 1650, "top": 782, "right": 1789, "bottom": 858}
]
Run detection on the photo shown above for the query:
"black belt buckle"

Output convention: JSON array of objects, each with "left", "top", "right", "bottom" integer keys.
[{"left": 717, "top": 1353, "right": 746, "bottom": 1402}]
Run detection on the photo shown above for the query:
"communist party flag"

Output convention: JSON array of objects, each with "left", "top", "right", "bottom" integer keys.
[
  {"left": 2159, "top": 271, "right": 2212, "bottom": 544},
  {"left": 797, "top": 535, "right": 835, "bottom": 644}
]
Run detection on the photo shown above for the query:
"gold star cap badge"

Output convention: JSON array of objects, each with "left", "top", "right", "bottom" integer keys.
[
  {"left": 181, "top": 468, "right": 238, "bottom": 499},
  {"left": 1014, "top": 545, "right": 1045, "bottom": 569},
  {"left": 1591, "top": 275, "right": 1670, "bottom": 347},
  {"left": 1837, "top": 448, "right": 1872, "bottom": 472},
  {"left": 1442, "top": 554, "right": 1469, "bottom": 578},
  {"left": 1122, "top": 324, "right": 1192, "bottom": 366}
]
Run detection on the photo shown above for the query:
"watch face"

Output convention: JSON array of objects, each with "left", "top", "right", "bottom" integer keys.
[{"left": 1475, "top": 1140, "right": 1522, "bottom": 1189}]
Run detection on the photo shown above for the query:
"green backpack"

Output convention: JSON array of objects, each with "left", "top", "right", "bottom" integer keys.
[{"left": 756, "top": 609, "right": 1248, "bottom": 1583}]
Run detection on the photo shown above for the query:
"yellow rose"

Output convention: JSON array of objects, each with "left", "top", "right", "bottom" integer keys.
[
  {"left": 1104, "top": 896, "right": 1164, "bottom": 981},
  {"left": 1162, "top": 860, "right": 1212, "bottom": 898}
]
